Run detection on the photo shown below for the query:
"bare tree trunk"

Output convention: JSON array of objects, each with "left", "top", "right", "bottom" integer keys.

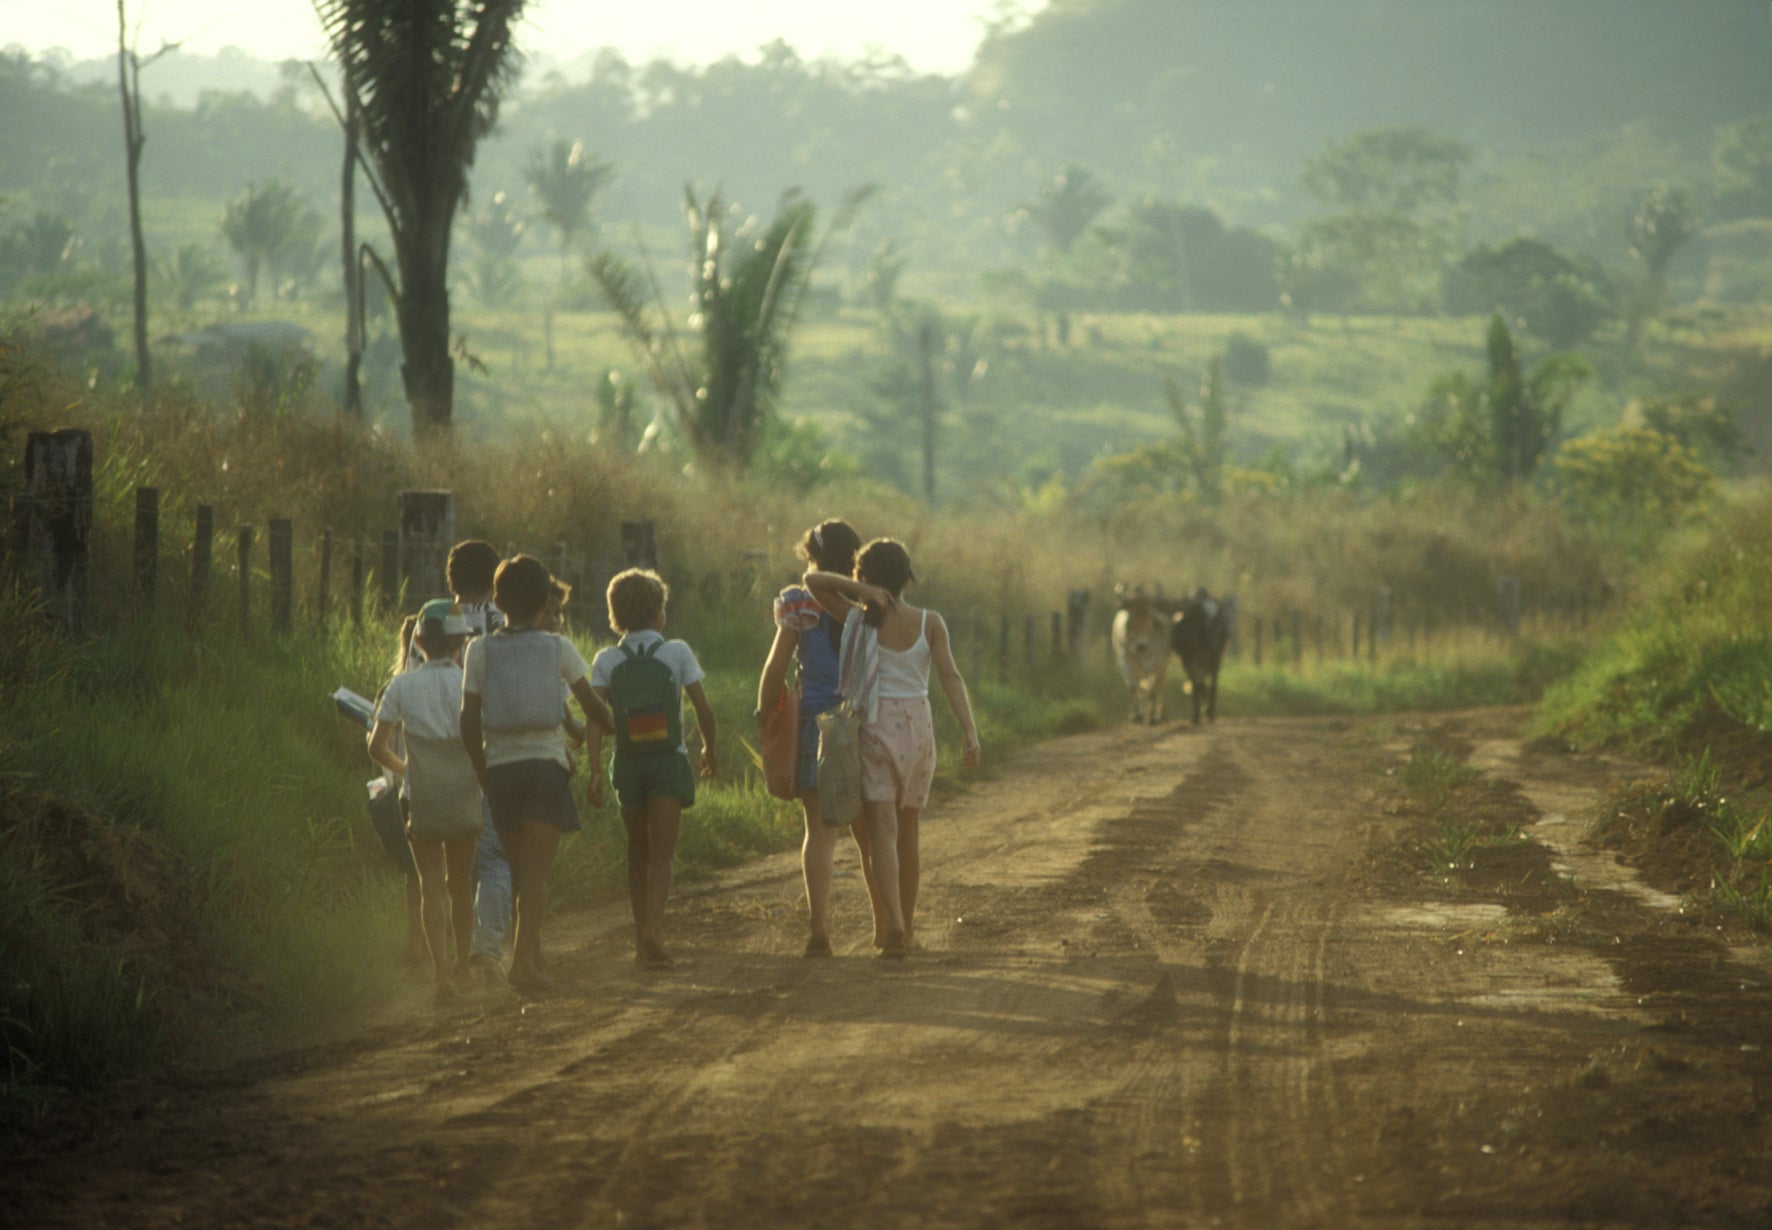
[
  {"left": 116, "top": 1, "right": 151, "bottom": 404},
  {"left": 918, "top": 317, "right": 939, "bottom": 504},
  {"left": 342, "top": 82, "right": 363, "bottom": 418},
  {"left": 396, "top": 237, "right": 454, "bottom": 435}
]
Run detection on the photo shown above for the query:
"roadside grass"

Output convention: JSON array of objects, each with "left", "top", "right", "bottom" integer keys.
[{"left": 1223, "top": 633, "right": 1587, "bottom": 718}]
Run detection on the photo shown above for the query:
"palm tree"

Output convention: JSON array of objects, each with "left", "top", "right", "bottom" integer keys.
[
  {"left": 1019, "top": 164, "right": 1112, "bottom": 256},
  {"left": 525, "top": 139, "right": 613, "bottom": 277},
  {"left": 314, "top": 0, "right": 527, "bottom": 435},
  {"left": 589, "top": 186, "right": 869, "bottom": 470},
  {"left": 525, "top": 139, "right": 613, "bottom": 368},
  {"left": 219, "top": 180, "right": 308, "bottom": 307}
]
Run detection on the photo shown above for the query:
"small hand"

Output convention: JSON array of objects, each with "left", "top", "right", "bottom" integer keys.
[
  {"left": 961, "top": 734, "right": 981, "bottom": 770},
  {"left": 699, "top": 748, "right": 719, "bottom": 780},
  {"left": 587, "top": 772, "right": 606, "bottom": 808}
]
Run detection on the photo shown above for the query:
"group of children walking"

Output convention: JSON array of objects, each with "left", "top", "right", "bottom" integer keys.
[{"left": 366, "top": 525, "right": 979, "bottom": 999}]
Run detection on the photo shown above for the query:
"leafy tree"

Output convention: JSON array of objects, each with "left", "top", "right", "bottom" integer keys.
[
  {"left": 1417, "top": 314, "right": 1594, "bottom": 485},
  {"left": 1447, "top": 237, "right": 1613, "bottom": 350},
  {"left": 1631, "top": 392, "right": 1743, "bottom": 468},
  {"left": 857, "top": 303, "right": 948, "bottom": 501},
  {"left": 590, "top": 187, "right": 868, "bottom": 470},
  {"left": 1300, "top": 126, "right": 1470, "bottom": 311},
  {"left": 1097, "top": 198, "right": 1280, "bottom": 312},
  {"left": 1711, "top": 116, "right": 1772, "bottom": 220},
  {"left": 154, "top": 242, "right": 225, "bottom": 313},
  {"left": 315, "top": 0, "right": 528, "bottom": 435},
  {"left": 1627, "top": 184, "right": 1701, "bottom": 291},
  {"left": 1017, "top": 164, "right": 1112, "bottom": 256},
  {"left": 1553, "top": 425, "right": 1714, "bottom": 540},
  {"left": 1165, "top": 356, "right": 1228, "bottom": 500}
]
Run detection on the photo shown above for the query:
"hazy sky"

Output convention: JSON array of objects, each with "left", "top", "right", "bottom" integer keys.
[{"left": 1, "top": 0, "right": 1044, "bottom": 74}]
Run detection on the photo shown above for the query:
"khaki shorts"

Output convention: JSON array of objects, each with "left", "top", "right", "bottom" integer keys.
[{"left": 860, "top": 697, "right": 936, "bottom": 811}]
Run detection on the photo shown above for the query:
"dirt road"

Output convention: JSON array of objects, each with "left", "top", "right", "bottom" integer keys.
[{"left": 8, "top": 711, "right": 1771, "bottom": 1228}]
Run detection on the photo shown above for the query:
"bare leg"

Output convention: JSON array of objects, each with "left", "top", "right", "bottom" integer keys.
[
  {"left": 850, "top": 818, "right": 888, "bottom": 948},
  {"left": 864, "top": 799, "right": 906, "bottom": 953},
  {"left": 402, "top": 873, "right": 426, "bottom": 963},
  {"left": 508, "top": 820, "right": 561, "bottom": 987},
  {"left": 407, "top": 834, "right": 451, "bottom": 984},
  {"left": 643, "top": 796, "right": 682, "bottom": 950},
  {"left": 897, "top": 807, "right": 922, "bottom": 949},
  {"left": 799, "top": 787, "right": 839, "bottom": 945},
  {"left": 444, "top": 833, "right": 478, "bottom": 979},
  {"left": 622, "top": 806, "right": 648, "bottom": 954}
]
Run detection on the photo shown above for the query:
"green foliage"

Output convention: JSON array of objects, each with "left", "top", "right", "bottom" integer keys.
[
  {"left": 1017, "top": 164, "right": 1113, "bottom": 256},
  {"left": 524, "top": 139, "right": 614, "bottom": 274},
  {"left": 1220, "top": 332, "right": 1270, "bottom": 386},
  {"left": 1446, "top": 237, "right": 1614, "bottom": 350},
  {"left": 218, "top": 179, "right": 322, "bottom": 305},
  {"left": 590, "top": 186, "right": 867, "bottom": 470},
  {"left": 462, "top": 189, "right": 527, "bottom": 307},
  {"left": 1414, "top": 315, "right": 1593, "bottom": 486},
  {"left": 1551, "top": 425, "right": 1715, "bottom": 546},
  {"left": 1538, "top": 490, "right": 1772, "bottom": 747}
]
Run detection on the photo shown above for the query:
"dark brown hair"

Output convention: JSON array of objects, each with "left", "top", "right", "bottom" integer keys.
[
  {"left": 855, "top": 538, "right": 916, "bottom": 627},
  {"left": 446, "top": 539, "right": 500, "bottom": 598},
  {"left": 606, "top": 568, "right": 668, "bottom": 634},
  {"left": 492, "top": 555, "right": 552, "bottom": 625},
  {"left": 795, "top": 519, "right": 861, "bottom": 575}
]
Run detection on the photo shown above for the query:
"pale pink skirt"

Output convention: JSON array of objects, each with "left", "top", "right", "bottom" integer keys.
[{"left": 860, "top": 696, "right": 936, "bottom": 810}]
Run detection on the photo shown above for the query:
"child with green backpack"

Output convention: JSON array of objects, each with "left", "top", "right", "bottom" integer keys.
[{"left": 586, "top": 568, "right": 718, "bottom": 970}]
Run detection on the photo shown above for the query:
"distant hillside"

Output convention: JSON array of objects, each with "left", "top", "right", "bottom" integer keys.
[{"left": 972, "top": 0, "right": 1772, "bottom": 223}]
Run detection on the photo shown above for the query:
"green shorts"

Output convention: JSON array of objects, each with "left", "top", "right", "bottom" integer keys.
[{"left": 612, "top": 751, "right": 697, "bottom": 811}]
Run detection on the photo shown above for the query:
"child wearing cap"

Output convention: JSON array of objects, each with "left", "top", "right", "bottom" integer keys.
[{"left": 369, "top": 599, "right": 484, "bottom": 1000}]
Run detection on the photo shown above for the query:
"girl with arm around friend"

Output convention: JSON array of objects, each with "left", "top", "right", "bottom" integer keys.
[{"left": 805, "top": 538, "right": 981, "bottom": 957}]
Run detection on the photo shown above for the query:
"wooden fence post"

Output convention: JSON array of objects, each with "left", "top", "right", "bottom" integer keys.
[
  {"left": 1252, "top": 617, "right": 1263, "bottom": 668},
  {"left": 1065, "top": 588, "right": 1090, "bottom": 661},
  {"left": 350, "top": 537, "right": 364, "bottom": 626},
  {"left": 188, "top": 504, "right": 213, "bottom": 633},
  {"left": 379, "top": 529, "right": 400, "bottom": 614},
  {"left": 1290, "top": 610, "right": 1303, "bottom": 670},
  {"left": 1024, "top": 613, "right": 1038, "bottom": 673},
  {"left": 620, "top": 520, "right": 659, "bottom": 570},
  {"left": 1497, "top": 576, "right": 1521, "bottom": 638},
  {"left": 237, "top": 524, "right": 254, "bottom": 635},
  {"left": 397, "top": 490, "right": 454, "bottom": 602},
  {"left": 133, "top": 486, "right": 159, "bottom": 602},
  {"left": 24, "top": 429, "right": 93, "bottom": 632},
  {"left": 269, "top": 518, "right": 293, "bottom": 636},
  {"left": 1050, "top": 611, "right": 1065, "bottom": 663},
  {"left": 318, "top": 529, "right": 333, "bottom": 625}
]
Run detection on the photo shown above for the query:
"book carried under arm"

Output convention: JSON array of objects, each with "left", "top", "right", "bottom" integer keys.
[{"left": 332, "top": 686, "right": 376, "bottom": 731}]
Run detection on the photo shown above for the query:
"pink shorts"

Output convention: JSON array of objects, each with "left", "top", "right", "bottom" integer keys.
[{"left": 860, "top": 697, "right": 937, "bottom": 810}]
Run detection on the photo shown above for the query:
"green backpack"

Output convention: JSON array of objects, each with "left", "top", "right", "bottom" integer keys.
[{"left": 609, "top": 640, "right": 682, "bottom": 757}]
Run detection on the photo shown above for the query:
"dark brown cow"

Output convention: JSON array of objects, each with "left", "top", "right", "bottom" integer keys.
[{"left": 1169, "top": 588, "right": 1229, "bottom": 725}]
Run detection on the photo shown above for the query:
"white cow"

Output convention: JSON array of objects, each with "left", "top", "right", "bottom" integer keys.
[{"left": 1111, "top": 584, "right": 1170, "bottom": 723}]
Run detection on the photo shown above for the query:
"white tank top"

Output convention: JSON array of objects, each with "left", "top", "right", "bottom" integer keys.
[{"left": 876, "top": 610, "right": 932, "bottom": 700}]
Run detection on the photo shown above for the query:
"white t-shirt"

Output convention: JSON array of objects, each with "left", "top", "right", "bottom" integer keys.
[
  {"left": 376, "top": 658, "right": 466, "bottom": 743},
  {"left": 589, "top": 630, "right": 704, "bottom": 756},
  {"left": 462, "top": 629, "right": 591, "bottom": 769},
  {"left": 374, "top": 660, "right": 481, "bottom": 834}
]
